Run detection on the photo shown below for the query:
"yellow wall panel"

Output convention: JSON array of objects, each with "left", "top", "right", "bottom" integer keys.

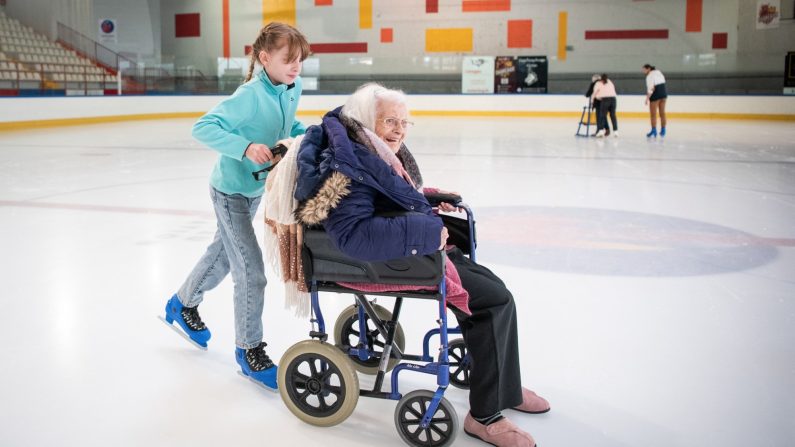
[
  {"left": 262, "top": 0, "right": 296, "bottom": 26},
  {"left": 557, "top": 11, "right": 568, "bottom": 61},
  {"left": 359, "top": 0, "right": 372, "bottom": 29},
  {"left": 425, "top": 28, "right": 473, "bottom": 53}
]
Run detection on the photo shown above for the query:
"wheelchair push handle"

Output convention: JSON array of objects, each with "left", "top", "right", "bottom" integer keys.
[{"left": 251, "top": 143, "right": 289, "bottom": 181}]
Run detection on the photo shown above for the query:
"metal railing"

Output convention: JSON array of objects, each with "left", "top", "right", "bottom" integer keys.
[{"left": 56, "top": 21, "right": 132, "bottom": 75}]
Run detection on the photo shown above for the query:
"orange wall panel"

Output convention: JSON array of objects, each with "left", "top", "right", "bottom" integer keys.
[
  {"left": 462, "top": 0, "right": 510, "bottom": 12},
  {"left": 507, "top": 19, "right": 532, "bottom": 48},
  {"left": 381, "top": 28, "right": 393, "bottom": 43},
  {"left": 686, "top": 0, "right": 703, "bottom": 32},
  {"left": 222, "top": 0, "right": 230, "bottom": 57}
]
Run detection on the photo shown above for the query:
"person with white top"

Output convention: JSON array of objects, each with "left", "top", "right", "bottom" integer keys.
[
  {"left": 643, "top": 64, "right": 667, "bottom": 138},
  {"left": 591, "top": 73, "right": 618, "bottom": 138}
]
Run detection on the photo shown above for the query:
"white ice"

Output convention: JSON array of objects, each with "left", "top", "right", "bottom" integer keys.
[{"left": 0, "top": 115, "right": 793, "bottom": 447}]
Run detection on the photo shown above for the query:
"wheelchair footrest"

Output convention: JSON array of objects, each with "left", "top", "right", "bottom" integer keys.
[{"left": 360, "top": 390, "right": 398, "bottom": 400}]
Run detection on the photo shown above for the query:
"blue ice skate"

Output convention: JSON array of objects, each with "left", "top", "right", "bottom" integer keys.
[
  {"left": 160, "top": 294, "right": 211, "bottom": 350},
  {"left": 236, "top": 342, "right": 278, "bottom": 392},
  {"left": 646, "top": 128, "right": 657, "bottom": 138},
  {"left": 660, "top": 126, "right": 666, "bottom": 137}
]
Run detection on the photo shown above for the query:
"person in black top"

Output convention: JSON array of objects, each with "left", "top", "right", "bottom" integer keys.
[{"left": 584, "top": 74, "right": 601, "bottom": 135}]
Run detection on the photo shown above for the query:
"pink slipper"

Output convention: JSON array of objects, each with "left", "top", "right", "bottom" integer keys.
[
  {"left": 464, "top": 413, "right": 536, "bottom": 447},
  {"left": 513, "top": 387, "right": 550, "bottom": 414}
]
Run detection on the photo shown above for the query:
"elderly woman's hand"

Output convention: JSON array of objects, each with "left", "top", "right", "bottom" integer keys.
[
  {"left": 439, "top": 226, "right": 449, "bottom": 250},
  {"left": 438, "top": 202, "right": 461, "bottom": 213}
]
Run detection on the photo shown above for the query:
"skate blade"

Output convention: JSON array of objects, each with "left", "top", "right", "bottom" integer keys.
[
  {"left": 237, "top": 370, "right": 278, "bottom": 393},
  {"left": 158, "top": 315, "right": 208, "bottom": 351}
]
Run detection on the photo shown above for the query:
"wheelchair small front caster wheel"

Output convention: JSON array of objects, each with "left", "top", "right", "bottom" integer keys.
[
  {"left": 278, "top": 340, "right": 359, "bottom": 427},
  {"left": 394, "top": 390, "right": 458, "bottom": 447},
  {"left": 448, "top": 338, "right": 471, "bottom": 389},
  {"left": 333, "top": 303, "right": 405, "bottom": 374}
]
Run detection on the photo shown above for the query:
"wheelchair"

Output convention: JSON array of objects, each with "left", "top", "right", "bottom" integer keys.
[{"left": 276, "top": 198, "right": 477, "bottom": 447}]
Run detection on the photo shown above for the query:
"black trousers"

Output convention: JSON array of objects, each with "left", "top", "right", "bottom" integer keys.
[
  {"left": 448, "top": 248, "right": 523, "bottom": 417},
  {"left": 592, "top": 99, "right": 602, "bottom": 130},
  {"left": 599, "top": 96, "right": 618, "bottom": 131}
]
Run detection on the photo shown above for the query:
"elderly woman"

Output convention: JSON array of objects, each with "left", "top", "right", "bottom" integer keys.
[{"left": 290, "top": 83, "right": 549, "bottom": 447}]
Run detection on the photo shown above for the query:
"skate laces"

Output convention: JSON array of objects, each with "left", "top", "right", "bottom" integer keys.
[
  {"left": 180, "top": 306, "right": 207, "bottom": 331},
  {"left": 245, "top": 342, "right": 274, "bottom": 371}
]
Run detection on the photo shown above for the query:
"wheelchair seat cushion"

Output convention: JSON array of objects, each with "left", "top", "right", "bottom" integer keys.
[
  {"left": 337, "top": 255, "right": 471, "bottom": 315},
  {"left": 303, "top": 228, "right": 471, "bottom": 314}
]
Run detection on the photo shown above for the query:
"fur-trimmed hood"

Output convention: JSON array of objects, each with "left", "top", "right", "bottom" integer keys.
[{"left": 294, "top": 170, "right": 350, "bottom": 225}]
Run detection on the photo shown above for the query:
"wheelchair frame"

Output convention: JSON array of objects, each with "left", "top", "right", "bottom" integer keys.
[{"left": 278, "top": 204, "right": 477, "bottom": 447}]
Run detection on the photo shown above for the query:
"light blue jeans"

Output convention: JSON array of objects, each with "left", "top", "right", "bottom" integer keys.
[{"left": 178, "top": 186, "right": 266, "bottom": 349}]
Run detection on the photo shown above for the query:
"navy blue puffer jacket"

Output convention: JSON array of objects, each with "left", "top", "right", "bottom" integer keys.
[{"left": 295, "top": 108, "right": 443, "bottom": 261}]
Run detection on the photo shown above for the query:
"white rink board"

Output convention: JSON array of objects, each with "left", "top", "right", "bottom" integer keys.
[{"left": 1, "top": 94, "right": 794, "bottom": 124}]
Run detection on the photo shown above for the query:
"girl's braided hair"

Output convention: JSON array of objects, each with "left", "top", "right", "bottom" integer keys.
[{"left": 244, "top": 22, "right": 310, "bottom": 83}]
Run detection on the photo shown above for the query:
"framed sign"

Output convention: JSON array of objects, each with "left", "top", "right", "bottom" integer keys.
[
  {"left": 494, "top": 56, "right": 548, "bottom": 94},
  {"left": 462, "top": 56, "right": 495, "bottom": 94},
  {"left": 98, "top": 18, "right": 117, "bottom": 44}
]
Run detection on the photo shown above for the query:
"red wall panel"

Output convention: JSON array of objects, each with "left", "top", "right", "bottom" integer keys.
[
  {"left": 585, "top": 29, "right": 669, "bottom": 40},
  {"left": 175, "top": 13, "right": 200, "bottom": 38}
]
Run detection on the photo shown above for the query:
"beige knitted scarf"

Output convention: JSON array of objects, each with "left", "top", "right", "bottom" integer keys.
[{"left": 262, "top": 136, "right": 311, "bottom": 317}]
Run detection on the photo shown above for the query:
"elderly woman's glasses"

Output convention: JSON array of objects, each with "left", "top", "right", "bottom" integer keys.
[{"left": 380, "top": 117, "right": 414, "bottom": 129}]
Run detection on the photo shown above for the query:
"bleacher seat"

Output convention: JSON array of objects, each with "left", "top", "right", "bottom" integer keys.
[{"left": 1, "top": 13, "right": 119, "bottom": 91}]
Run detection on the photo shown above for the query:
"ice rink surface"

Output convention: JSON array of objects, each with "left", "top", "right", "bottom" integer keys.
[{"left": 0, "top": 115, "right": 793, "bottom": 447}]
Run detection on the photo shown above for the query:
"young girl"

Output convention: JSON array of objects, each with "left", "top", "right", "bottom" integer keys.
[
  {"left": 162, "top": 22, "right": 310, "bottom": 390},
  {"left": 643, "top": 64, "right": 668, "bottom": 138}
]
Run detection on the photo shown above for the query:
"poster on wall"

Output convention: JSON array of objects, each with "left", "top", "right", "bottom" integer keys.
[
  {"left": 98, "top": 18, "right": 118, "bottom": 44},
  {"left": 755, "top": 0, "right": 780, "bottom": 29},
  {"left": 515, "top": 56, "right": 548, "bottom": 93},
  {"left": 462, "top": 56, "right": 495, "bottom": 94},
  {"left": 785, "top": 52, "right": 795, "bottom": 95},
  {"left": 494, "top": 56, "right": 548, "bottom": 94},
  {"left": 494, "top": 56, "right": 517, "bottom": 93}
]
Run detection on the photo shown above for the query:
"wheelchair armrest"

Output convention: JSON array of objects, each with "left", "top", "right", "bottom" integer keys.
[
  {"left": 302, "top": 226, "right": 444, "bottom": 286},
  {"left": 423, "top": 191, "right": 462, "bottom": 207}
]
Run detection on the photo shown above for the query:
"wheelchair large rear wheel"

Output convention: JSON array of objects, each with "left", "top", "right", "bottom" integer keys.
[
  {"left": 278, "top": 340, "right": 359, "bottom": 427},
  {"left": 333, "top": 303, "right": 405, "bottom": 374},
  {"left": 448, "top": 338, "right": 471, "bottom": 389},
  {"left": 394, "top": 390, "right": 458, "bottom": 447}
]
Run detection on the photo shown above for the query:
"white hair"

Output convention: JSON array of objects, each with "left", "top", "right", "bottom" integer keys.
[{"left": 341, "top": 82, "right": 408, "bottom": 132}]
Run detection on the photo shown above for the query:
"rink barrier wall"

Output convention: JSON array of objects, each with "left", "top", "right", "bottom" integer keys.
[{"left": 1, "top": 95, "right": 794, "bottom": 131}]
